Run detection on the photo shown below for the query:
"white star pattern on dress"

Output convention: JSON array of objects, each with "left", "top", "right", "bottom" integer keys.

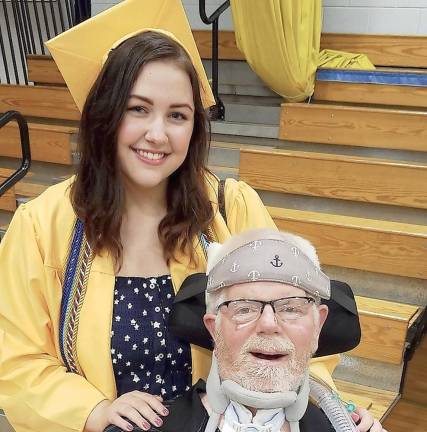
[{"left": 111, "top": 275, "right": 192, "bottom": 400}]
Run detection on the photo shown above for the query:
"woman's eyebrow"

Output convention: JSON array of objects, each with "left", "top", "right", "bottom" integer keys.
[
  {"left": 129, "top": 94, "right": 194, "bottom": 112},
  {"left": 170, "top": 103, "right": 194, "bottom": 112}
]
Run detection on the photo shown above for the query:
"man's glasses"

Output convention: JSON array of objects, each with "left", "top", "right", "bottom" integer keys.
[{"left": 217, "top": 296, "right": 317, "bottom": 325}]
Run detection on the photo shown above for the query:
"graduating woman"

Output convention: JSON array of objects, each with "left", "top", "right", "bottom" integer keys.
[{"left": 0, "top": 1, "right": 381, "bottom": 432}]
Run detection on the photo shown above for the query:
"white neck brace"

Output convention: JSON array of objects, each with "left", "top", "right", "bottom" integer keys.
[{"left": 205, "top": 355, "right": 310, "bottom": 432}]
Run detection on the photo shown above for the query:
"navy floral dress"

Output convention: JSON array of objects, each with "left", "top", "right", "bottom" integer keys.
[{"left": 110, "top": 275, "right": 192, "bottom": 399}]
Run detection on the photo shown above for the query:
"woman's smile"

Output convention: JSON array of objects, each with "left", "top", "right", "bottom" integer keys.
[{"left": 131, "top": 147, "right": 168, "bottom": 165}]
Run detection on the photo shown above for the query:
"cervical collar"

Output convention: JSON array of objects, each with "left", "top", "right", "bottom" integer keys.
[{"left": 205, "top": 355, "right": 310, "bottom": 432}]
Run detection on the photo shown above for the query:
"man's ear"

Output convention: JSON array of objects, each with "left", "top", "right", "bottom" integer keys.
[
  {"left": 318, "top": 304, "right": 329, "bottom": 330},
  {"left": 203, "top": 313, "right": 217, "bottom": 340}
]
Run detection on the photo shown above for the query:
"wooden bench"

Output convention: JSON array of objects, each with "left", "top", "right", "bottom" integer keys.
[
  {"left": 352, "top": 296, "right": 419, "bottom": 365},
  {"left": 313, "top": 80, "right": 427, "bottom": 109},
  {"left": 267, "top": 206, "right": 427, "bottom": 280},
  {"left": 240, "top": 148, "right": 427, "bottom": 210},
  {"left": 0, "top": 169, "right": 16, "bottom": 211},
  {"left": 0, "top": 121, "right": 77, "bottom": 165},
  {"left": 279, "top": 103, "right": 427, "bottom": 152},
  {"left": 320, "top": 34, "right": 427, "bottom": 68},
  {"left": 0, "top": 84, "right": 79, "bottom": 121}
]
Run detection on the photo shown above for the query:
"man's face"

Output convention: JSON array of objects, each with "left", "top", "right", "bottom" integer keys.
[{"left": 204, "top": 282, "right": 328, "bottom": 393}]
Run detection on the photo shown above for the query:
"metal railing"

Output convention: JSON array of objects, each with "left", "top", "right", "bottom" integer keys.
[
  {"left": 0, "top": 0, "right": 90, "bottom": 85},
  {"left": 0, "top": 111, "right": 31, "bottom": 197},
  {"left": 199, "top": 0, "right": 230, "bottom": 120}
]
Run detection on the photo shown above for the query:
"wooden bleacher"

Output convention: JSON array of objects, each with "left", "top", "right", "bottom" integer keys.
[
  {"left": 241, "top": 149, "right": 427, "bottom": 210},
  {"left": 1, "top": 30, "right": 426, "bottom": 429},
  {"left": 319, "top": 34, "right": 427, "bottom": 68},
  {"left": 0, "top": 121, "right": 76, "bottom": 164},
  {"left": 280, "top": 103, "right": 427, "bottom": 151},
  {"left": 313, "top": 79, "right": 427, "bottom": 108}
]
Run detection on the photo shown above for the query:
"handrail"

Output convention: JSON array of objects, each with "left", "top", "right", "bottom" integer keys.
[
  {"left": 0, "top": 111, "right": 31, "bottom": 197},
  {"left": 199, "top": 0, "right": 230, "bottom": 120}
]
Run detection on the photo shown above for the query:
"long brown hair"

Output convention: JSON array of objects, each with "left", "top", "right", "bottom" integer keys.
[{"left": 71, "top": 31, "right": 214, "bottom": 266}]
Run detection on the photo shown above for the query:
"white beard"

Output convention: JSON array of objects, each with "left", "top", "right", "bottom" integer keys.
[{"left": 215, "top": 332, "right": 317, "bottom": 393}]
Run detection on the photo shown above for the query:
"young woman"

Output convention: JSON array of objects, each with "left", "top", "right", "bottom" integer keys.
[
  {"left": 0, "top": 31, "right": 276, "bottom": 432},
  {"left": 0, "top": 25, "right": 382, "bottom": 432}
]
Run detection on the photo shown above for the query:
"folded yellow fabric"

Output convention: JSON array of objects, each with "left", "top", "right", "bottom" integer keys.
[{"left": 318, "top": 49, "right": 375, "bottom": 70}]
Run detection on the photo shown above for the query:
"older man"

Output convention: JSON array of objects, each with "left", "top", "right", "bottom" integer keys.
[{"left": 106, "top": 229, "right": 385, "bottom": 432}]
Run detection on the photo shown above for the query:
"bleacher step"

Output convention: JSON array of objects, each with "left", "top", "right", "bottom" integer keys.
[
  {"left": 280, "top": 103, "right": 427, "bottom": 153},
  {"left": 314, "top": 78, "right": 427, "bottom": 109},
  {"left": 0, "top": 84, "right": 79, "bottom": 121},
  {"left": 211, "top": 120, "right": 279, "bottom": 139},
  {"left": 0, "top": 120, "right": 77, "bottom": 165},
  {"left": 335, "top": 380, "right": 399, "bottom": 422}
]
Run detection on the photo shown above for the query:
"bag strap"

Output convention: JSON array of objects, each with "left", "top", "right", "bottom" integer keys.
[
  {"left": 218, "top": 179, "right": 227, "bottom": 224},
  {"left": 199, "top": 179, "right": 227, "bottom": 258}
]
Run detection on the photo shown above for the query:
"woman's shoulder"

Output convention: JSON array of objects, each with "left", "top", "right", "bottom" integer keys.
[
  {"left": 9, "top": 177, "right": 76, "bottom": 250},
  {"left": 20, "top": 177, "right": 74, "bottom": 217},
  {"left": 204, "top": 172, "right": 257, "bottom": 203}
]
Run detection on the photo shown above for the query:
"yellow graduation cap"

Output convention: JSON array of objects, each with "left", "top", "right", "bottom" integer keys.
[{"left": 45, "top": 0, "right": 215, "bottom": 112}]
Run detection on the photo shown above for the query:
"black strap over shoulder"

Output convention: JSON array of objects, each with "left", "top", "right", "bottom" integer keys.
[{"left": 218, "top": 179, "right": 227, "bottom": 224}]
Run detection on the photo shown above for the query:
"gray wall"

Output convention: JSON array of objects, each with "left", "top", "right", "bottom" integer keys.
[{"left": 91, "top": 0, "right": 427, "bottom": 35}]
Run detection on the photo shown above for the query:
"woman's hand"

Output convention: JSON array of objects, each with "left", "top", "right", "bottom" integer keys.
[
  {"left": 85, "top": 392, "right": 169, "bottom": 432},
  {"left": 352, "top": 408, "right": 388, "bottom": 432}
]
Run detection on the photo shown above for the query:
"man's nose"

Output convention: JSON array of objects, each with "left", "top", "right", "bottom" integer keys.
[
  {"left": 255, "top": 304, "right": 281, "bottom": 334},
  {"left": 144, "top": 116, "right": 168, "bottom": 145}
]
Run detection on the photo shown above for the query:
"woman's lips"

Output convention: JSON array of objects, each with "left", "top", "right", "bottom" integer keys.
[{"left": 131, "top": 147, "right": 168, "bottom": 165}]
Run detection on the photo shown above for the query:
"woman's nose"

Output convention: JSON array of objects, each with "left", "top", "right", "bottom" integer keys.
[{"left": 144, "top": 117, "right": 168, "bottom": 145}]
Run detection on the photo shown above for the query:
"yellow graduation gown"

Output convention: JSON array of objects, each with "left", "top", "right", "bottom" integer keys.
[{"left": 0, "top": 175, "right": 337, "bottom": 432}]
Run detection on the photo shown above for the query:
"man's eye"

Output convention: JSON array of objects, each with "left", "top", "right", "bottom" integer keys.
[
  {"left": 234, "top": 306, "right": 258, "bottom": 315},
  {"left": 279, "top": 306, "right": 303, "bottom": 314}
]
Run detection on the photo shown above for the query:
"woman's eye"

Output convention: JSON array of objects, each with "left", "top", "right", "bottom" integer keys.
[
  {"left": 170, "top": 111, "right": 186, "bottom": 120},
  {"left": 128, "top": 105, "right": 147, "bottom": 113}
]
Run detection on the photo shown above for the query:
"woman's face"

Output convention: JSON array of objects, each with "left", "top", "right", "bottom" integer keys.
[{"left": 117, "top": 60, "right": 195, "bottom": 195}]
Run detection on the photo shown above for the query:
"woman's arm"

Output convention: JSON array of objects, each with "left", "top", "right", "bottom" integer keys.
[{"left": 0, "top": 205, "right": 106, "bottom": 432}]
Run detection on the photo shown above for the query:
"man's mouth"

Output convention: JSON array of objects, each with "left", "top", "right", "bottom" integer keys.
[{"left": 249, "top": 351, "right": 288, "bottom": 361}]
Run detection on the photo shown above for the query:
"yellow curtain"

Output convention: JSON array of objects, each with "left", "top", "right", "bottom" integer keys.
[{"left": 230, "top": 0, "right": 375, "bottom": 102}]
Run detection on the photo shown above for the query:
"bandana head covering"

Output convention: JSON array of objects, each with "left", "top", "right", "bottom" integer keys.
[
  {"left": 206, "top": 228, "right": 330, "bottom": 300},
  {"left": 45, "top": 0, "right": 215, "bottom": 112}
]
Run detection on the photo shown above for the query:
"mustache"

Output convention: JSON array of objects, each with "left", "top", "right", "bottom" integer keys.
[{"left": 240, "top": 335, "right": 295, "bottom": 355}]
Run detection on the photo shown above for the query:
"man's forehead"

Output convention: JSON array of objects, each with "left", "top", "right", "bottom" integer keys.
[{"left": 225, "top": 281, "right": 307, "bottom": 300}]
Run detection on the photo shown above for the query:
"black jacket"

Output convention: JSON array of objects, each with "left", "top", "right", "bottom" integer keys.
[{"left": 105, "top": 380, "right": 335, "bottom": 432}]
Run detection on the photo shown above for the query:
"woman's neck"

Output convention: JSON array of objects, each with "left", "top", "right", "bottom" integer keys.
[
  {"left": 123, "top": 180, "right": 168, "bottom": 218},
  {"left": 117, "top": 182, "right": 169, "bottom": 277}
]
